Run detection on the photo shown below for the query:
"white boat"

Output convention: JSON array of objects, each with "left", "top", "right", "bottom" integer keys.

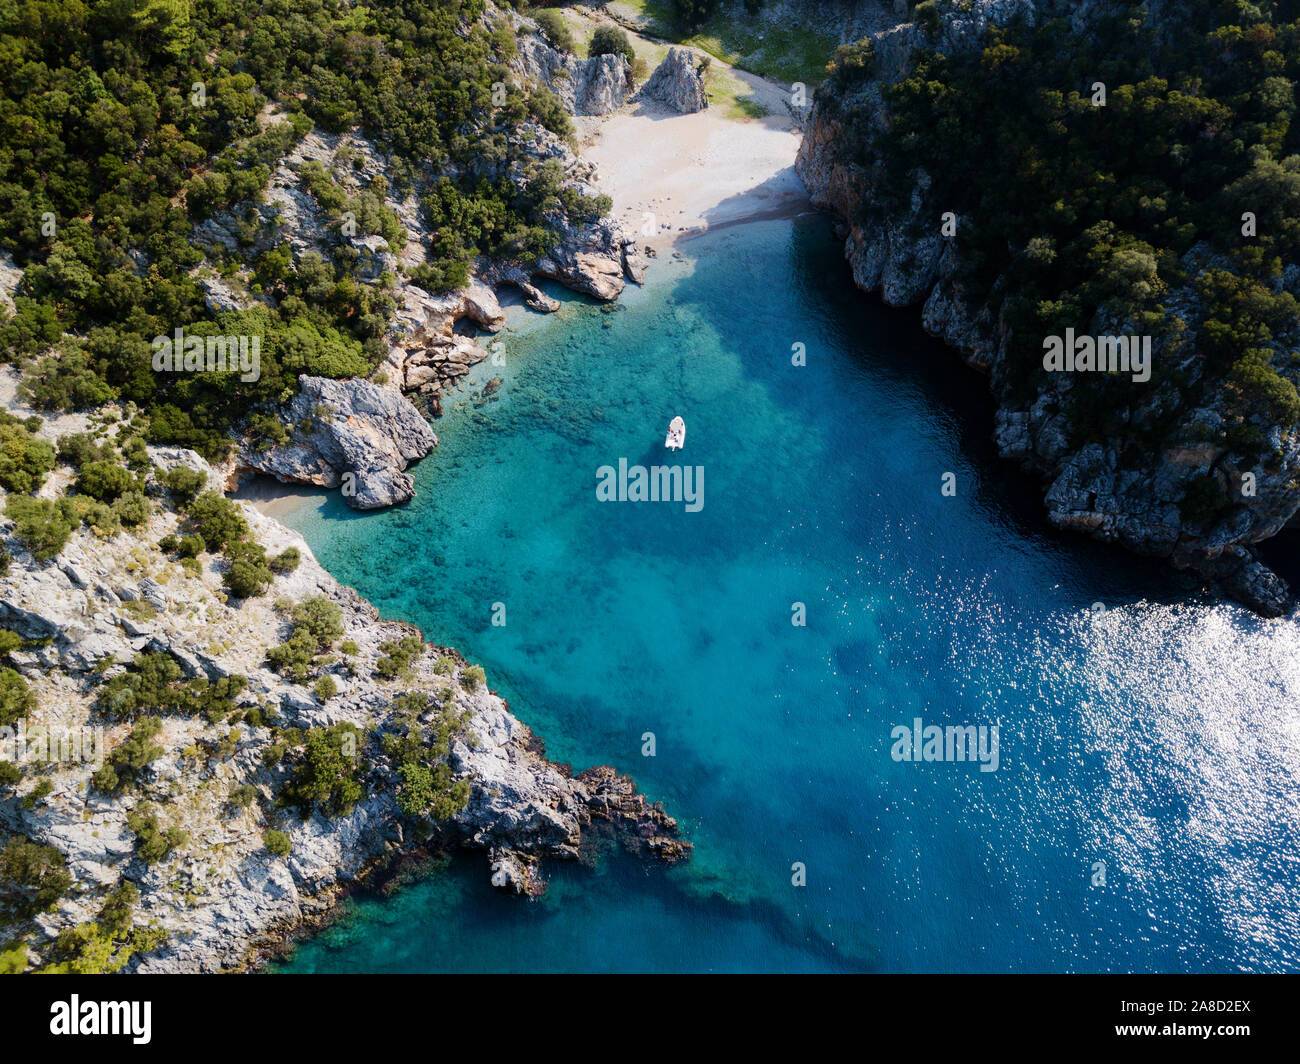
[{"left": 664, "top": 416, "right": 686, "bottom": 450}]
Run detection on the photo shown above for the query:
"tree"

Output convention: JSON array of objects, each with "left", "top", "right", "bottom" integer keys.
[
  {"left": 185, "top": 491, "right": 248, "bottom": 552},
  {"left": 589, "top": 26, "right": 634, "bottom": 65},
  {"left": 0, "top": 667, "right": 37, "bottom": 728},
  {"left": 533, "top": 10, "right": 574, "bottom": 53},
  {"left": 0, "top": 416, "right": 56, "bottom": 493},
  {"left": 0, "top": 838, "right": 72, "bottom": 919},
  {"left": 75, "top": 460, "right": 135, "bottom": 502}
]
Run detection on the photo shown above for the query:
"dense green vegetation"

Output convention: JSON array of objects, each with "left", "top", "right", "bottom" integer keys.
[
  {"left": 589, "top": 24, "right": 634, "bottom": 64},
  {"left": 126, "top": 804, "right": 189, "bottom": 863},
  {"left": 385, "top": 691, "right": 472, "bottom": 821},
  {"left": 266, "top": 594, "right": 344, "bottom": 682},
  {"left": 832, "top": 1, "right": 1300, "bottom": 476},
  {"left": 0, "top": 838, "right": 71, "bottom": 922},
  {"left": 278, "top": 722, "right": 366, "bottom": 817},
  {"left": 96, "top": 651, "right": 248, "bottom": 724},
  {"left": 38, "top": 880, "right": 166, "bottom": 973},
  {"left": 0, "top": 0, "right": 608, "bottom": 461}
]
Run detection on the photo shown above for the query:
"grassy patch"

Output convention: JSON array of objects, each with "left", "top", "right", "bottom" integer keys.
[{"left": 606, "top": 1, "right": 836, "bottom": 86}]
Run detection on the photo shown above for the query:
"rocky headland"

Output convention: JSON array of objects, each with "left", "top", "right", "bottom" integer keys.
[
  {"left": 797, "top": 0, "right": 1300, "bottom": 616},
  {"left": 0, "top": 404, "right": 688, "bottom": 971}
]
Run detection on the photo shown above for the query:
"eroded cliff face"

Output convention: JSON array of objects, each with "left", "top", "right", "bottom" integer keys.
[
  {"left": 797, "top": 0, "right": 1299, "bottom": 615},
  {"left": 0, "top": 436, "right": 688, "bottom": 973}
]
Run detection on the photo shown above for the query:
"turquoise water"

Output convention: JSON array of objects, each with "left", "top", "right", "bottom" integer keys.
[{"left": 273, "top": 217, "right": 1300, "bottom": 973}]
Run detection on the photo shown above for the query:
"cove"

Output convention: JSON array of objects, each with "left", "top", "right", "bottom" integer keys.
[{"left": 271, "top": 215, "right": 1300, "bottom": 973}]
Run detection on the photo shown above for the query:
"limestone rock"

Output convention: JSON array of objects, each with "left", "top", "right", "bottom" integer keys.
[
  {"left": 642, "top": 48, "right": 709, "bottom": 113},
  {"left": 240, "top": 375, "right": 437, "bottom": 509}
]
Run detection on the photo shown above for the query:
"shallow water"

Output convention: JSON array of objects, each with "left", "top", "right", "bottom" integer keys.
[{"left": 272, "top": 217, "right": 1300, "bottom": 973}]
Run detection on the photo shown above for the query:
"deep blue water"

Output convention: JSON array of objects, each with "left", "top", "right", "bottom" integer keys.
[{"left": 272, "top": 217, "right": 1300, "bottom": 973}]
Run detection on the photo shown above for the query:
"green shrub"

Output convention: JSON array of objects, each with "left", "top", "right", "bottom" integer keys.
[
  {"left": 913, "top": 0, "right": 941, "bottom": 39},
  {"left": 268, "top": 547, "right": 301, "bottom": 574},
  {"left": 19, "top": 778, "right": 52, "bottom": 810},
  {"left": 0, "top": 838, "right": 72, "bottom": 919},
  {"left": 92, "top": 717, "right": 164, "bottom": 794},
  {"left": 222, "top": 540, "right": 275, "bottom": 599},
  {"left": 184, "top": 491, "right": 248, "bottom": 552},
  {"left": 126, "top": 806, "right": 188, "bottom": 864},
  {"left": 0, "top": 667, "right": 37, "bottom": 728},
  {"left": 159, "top": 532, "right": 203, "bottom": 558},
  {"left": 312, "top": 675, "right": 337, "bottom": 702},
  {"left": 0, "top": 414, "right": 56, "bottom": 493},
  {"left": 266, "top": 629, "right": 316, "bottom": 682},
  {"left": 263, "top": 829, "right": 291, "bottom": 857},
  {"left": 75, "top": 460, "right": 135, "bottom": 502},
  {"left": 112, "top": 491, "right": 151, "bottom": 529},
  {"left": 292, "top": 596, "right": 344, "bottom": 648},
  {"left": 18, "top": 347, "right": 116, "bottom": 412},
  {"left": 5, "top": 496, "right": 77, "bottom": 562},
  {"left": 159, "top": 466, "right": 207, "bottom": 507},
  {"left": 279, "top": 724, "right": 365, "bottom": 817},
  {"left": 376, "top": 635, "right": 423, "bottom": 680},
  {"left": 589, "top": 26, "right": 634, "bottom": 64},
  {"left": 533, "top": 9, "right": 574, "bottom": 53}
]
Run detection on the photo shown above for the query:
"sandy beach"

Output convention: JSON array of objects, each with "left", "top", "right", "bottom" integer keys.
[
  {"left": 232, "top": 474, "right": 320, "bottom": 520},
  {"left": 582, "top": 64, "right": 809, "bottom": 254}
]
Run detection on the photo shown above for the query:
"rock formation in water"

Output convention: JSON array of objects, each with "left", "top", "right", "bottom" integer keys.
[
  {"left": 642, "top": 47, "right": 710, "bottom": 114},
  {"left": 797, "top": 0, "right": 1299, "bottom": 615},
  {"left": 238, "top": 376, "right": 439, "bottom": 509}
]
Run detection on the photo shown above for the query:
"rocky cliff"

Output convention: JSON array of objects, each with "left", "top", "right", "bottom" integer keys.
[
  {"left": 797, "top": 0, "right": 1299, "bottom": 615},
  {"left": 513, "top": 31, "right": 633, "bottom": 117}
]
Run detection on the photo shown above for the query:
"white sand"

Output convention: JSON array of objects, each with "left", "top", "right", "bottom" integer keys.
[{"left": 583, "top": 68, "right": 809, "bottom": 254}]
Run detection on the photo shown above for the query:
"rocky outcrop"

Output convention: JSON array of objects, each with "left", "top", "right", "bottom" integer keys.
[
  {"left": 0, "top": 440, "right": 689, "bottom": 973},
  {"left": 641, "top": 47, "right": 709, "bottom": 113},
  {"left": 578, "top": 52, "right": 633, "bottom": 116},
  {"left": 512, "top": 29, "right": 632, "bottom": 116},
  {"left": 380, "top": 282, "right": 504, "bottom": 406},
  {"left": 0, "top": 250, "right": 24, "bottom": 312},
  {"left": 534, "top": 214, "right": 641, "bottom": 301},
  {"left": 796, "top": 0, "right": 1299, "bottom": 616},
  {"left": 239, "top": 376, "right": 437, "bottom": 509}
]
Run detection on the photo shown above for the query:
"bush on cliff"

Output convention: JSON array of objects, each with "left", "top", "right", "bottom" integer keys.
[
  {"left": 126, "top": 806, "right": 188, "bottom": 865},
  {"left": 0, "top": 838, "right": 72, "bottom": 920},
  {"left": 0, "top": 412, "right": 55, "bottom": 494},
  {"left": 0, "top": 667, "right": 37, "bottom": 728},
  {"left": 590, "top": 26, "right": 635, "bottom": 65},
  {"left": 278, "top": 723, "right": 367, "bottom": 818},
  {"left": 4, "top": 496, "right": 77, "bottom": 562},
  {"left": 92, "top": 718, "right": 165, "bottom": 794},
  {"left": 533, "top": 10, "right": 575, "bottom": 54}
]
